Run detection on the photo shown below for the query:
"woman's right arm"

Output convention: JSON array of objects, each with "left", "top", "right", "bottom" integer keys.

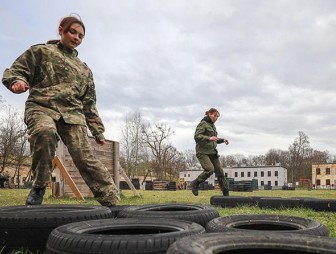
[{"left": 2, "top": 47, "right": 37, "bottom": 93}]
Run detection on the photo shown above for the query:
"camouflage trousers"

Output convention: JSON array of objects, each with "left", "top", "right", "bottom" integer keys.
[
  {"left": 26, "top": 113, "right": 120, "bottom": 206},
  {"left": 196, "top": 152, "right": 229, "bottom": 191}
]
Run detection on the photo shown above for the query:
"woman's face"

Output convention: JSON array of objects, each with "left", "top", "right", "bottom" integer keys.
[
  {"left": 59, "top": 23, "right": 85, "bottom": 50},
  {"left": 209, "top": 112, "right": 220, "bottom": 123}
]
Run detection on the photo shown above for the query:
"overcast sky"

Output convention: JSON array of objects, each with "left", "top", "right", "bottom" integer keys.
[{"left": 1, "top": 0, "right": 335, "bottom": 157}]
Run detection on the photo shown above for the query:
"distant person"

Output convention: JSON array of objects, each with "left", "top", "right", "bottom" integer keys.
[
  {"left": 0, "top": 173, "right": 5, "bottom": 188},
  {"left": 192, "top": 108, "right": 230, "bottom": 196},
  {"left": 2, "top": 15, "right": 120, "bottom": 206}
]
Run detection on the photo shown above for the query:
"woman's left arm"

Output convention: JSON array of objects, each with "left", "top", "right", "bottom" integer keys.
[{"left": 82, "top": 75, "right": 106, "bottom": 143}]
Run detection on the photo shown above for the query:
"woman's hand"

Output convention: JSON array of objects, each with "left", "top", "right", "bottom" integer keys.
[
  {"left": 214, "top": 137, "right": 230, "bottom": 145},
  {"left": 11, "top": 80, "right": 29, "bottom": 94},
  {"left": 96, "top": 139, "right": 106, "bottom": 146}
]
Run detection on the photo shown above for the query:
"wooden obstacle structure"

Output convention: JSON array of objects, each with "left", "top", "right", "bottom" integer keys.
[{"left": 52, "top": 137, "right": 139, "bottom": 200}]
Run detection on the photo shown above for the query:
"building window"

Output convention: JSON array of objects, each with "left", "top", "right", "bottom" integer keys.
[
  {"left": 275, "top": 171, "right": 278, "bottom": 177},
  {"left": 268, "top": 171, "right": 271, "bottom": 177},
  {"left": 248, "top": 172, "right": 251, "bottom": 177},
  {"left": 316, "top": 168, "right": 321, "bottom": 175},
  {"left": 275, "top": 181, "right": 278, "bottom": 186},
  {"left": 316, "top": 179, "right": 321, "bottom": 186},
  {"left": 261, "top": 171, "right": 264, "bottom": 177},
  {"left": 235, "top": 172, "right": 238, "bottom": 177},
  {"left": 261, "top": 181, "right": 264, "bottom": 186},
  {"left": 187, "top": 174, "right": 190, "bottom": 177},
  {"left": 184, "top": 174, "right": 186, "bottom": 177},
  {"left": 225, "top": 173, "right": 228, "bottom": 177},
  {"left": 326, "top": 179, "right": 331, "bottom": 186},
  {"left": 268, "top": 181, "right": 271, "bottom": 186},
  {"left": 254, "top": 171, "right": 257, "bottom": 177},
  {"left": 326, "top": 168, "right": 330, "bottom": 175},
  {"left": 241, "top": 172, "right": 244, "bottom": 177}
]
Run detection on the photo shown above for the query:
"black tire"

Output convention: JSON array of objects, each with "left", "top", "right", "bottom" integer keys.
[
  {"left": 210, "top": 196, "right": 255, "bottom": 207},
  {"left": 109, "top": 205, "right": 136, "bottom": 218},
  {"left": 166, "top": 232, "right": 336, "bottom": 253},
  {"left": 117, "top": 203, "right": 219, "bottom": 227},
  {"left": 259, "top": 197, "right": 303, "bottom": 209},
  {"left": 0, "top": 205, "right": 112, "bottom": 253},
  {"left": 303, "top": 199, "right": 336, "bottom": 212},
  {"left": 46, "top": 218, "right": 205, "bottom": 254},
  {"left": 205, "top": 214, "right": 329, "bottom": 236}
]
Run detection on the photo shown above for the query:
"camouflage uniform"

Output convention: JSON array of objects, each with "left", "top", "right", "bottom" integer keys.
[
  {"left": 2, "top": 42, "right": 120, "bottom": 206},
  {"left": 194, "top": 116, "right": 229, "bottom": 192}
]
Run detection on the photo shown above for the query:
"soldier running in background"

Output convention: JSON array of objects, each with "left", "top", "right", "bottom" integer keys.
[
  {"left": 2, "top": 15, "right": 120, "bottom": 206},
  {"left": 192, "top": 108, "right": 230, "bottom": 196}
]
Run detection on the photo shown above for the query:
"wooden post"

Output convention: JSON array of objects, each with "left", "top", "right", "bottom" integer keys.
[
  {"left": 52, "top": 156, "right": 86, "bottom": 201},
  {"left": 119, "top": 164, "right": 141, "bottom": 197}
]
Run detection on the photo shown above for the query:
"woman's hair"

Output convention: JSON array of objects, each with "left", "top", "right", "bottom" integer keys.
[
  {"left": 47, "top": 15, "right": 85, "bottom": 44},
  {"left": 205, "top": 108, "right": 220, "bottom": 116},
  {"left": 59, "top": 16, "right": 85, "bottom": 34}
]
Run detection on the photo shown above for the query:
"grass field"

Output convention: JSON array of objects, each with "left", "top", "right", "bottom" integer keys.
[{"left": 0, "top": 188, "right": 335, "bottom": 253}]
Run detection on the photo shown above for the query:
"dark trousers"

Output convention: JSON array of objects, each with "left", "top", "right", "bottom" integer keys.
[{"left": 196, "top": 152, "right": 229, "bottom": 190}]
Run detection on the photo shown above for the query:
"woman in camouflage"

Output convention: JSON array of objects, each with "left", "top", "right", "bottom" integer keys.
[
  {"left": 2, "top": 16, "right": 120, "bottom": 206},
  {"left": 192, "top": 108, "right": 230, "bottom": 196}
]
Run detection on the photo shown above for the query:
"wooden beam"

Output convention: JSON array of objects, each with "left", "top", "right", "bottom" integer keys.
[
  {"left": 119, "top": 164, "right": 141, "bottom": 197},
  {"left": 52, "top": 156, "right": 85, "bottom": 201}
]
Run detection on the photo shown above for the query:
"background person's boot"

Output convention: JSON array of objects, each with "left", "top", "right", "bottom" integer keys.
[
  {"left": 218, "top": 177, "right": 230, "bottom": 196},
  {"left": 26, "top": 187, "right": 46, "bottom": 205},
  {"left": 191, "top": 179, "right": 201, "bottom": 196},
  {"left": 222, "top": 188, "right": 230, "bottom": 196}
]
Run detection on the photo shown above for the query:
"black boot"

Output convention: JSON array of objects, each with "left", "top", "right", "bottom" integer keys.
[
  {"left": 191, "top": 179, "right": 201, "bottom": 196},
  {"left": 222, "top": 188, "right": 230, "bottom": 196},
  {"left": 26, "top": 187, "right": 46, "bottom": 205},
  {"left": 218, "top": 177, "right": 230, "bottom": 196}
]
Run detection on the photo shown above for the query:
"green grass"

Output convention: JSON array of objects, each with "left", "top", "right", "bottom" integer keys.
[{"left": 0, "top": 188, "right": 335, "bottom": 254}]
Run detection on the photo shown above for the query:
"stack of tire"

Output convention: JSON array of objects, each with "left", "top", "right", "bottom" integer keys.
[
  {"left": 0, "top": 203, "right": 218, "bottom": 253},
  {"left": 1, "top": 202, "right": 336, "bottom": 253},
  {"left": 168, "top": 181, "right": 177, "bottom": 191}
]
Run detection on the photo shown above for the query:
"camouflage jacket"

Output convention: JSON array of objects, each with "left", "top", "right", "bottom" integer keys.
[
  {"left": 194, "top": 116, "right": 224, "bottom": 155},
  {"left": 2, "top": 42, "right": 105, "bottom": 140}
]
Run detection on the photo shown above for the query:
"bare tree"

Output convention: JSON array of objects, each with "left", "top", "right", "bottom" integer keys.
[
  {"left": 288, "top": 131, "right": 310, "bottom": 184},
  {"left": 142, "top": 123, "right": 177, "bottom": 180},
  {"left": 182, "top": 149, "right": 200, "bottom": 170},
  {"left": 12, "top": 129, "right": 29, "bottom": 188},
  {"left": 120, "top": 111, "right": 146, "bottom": 178},
  {"left": 0, "top": 106, "right": 27, "bottom": 173}
]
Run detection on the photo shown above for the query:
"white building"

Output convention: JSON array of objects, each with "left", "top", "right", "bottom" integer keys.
[{"left": 179, "top": 166, "right": 288, "bottom": 189}]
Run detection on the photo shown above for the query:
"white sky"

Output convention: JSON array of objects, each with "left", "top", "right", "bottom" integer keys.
[{"left": 1, "top": 0, "right": 336, "bottom": 156}]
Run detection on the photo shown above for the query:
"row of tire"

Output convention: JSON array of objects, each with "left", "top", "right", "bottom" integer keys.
[
  {"left": 210, "top": 195, "right": 336, "bottom": 211},
  {"left": 0, "top": 203, "right": 335, "bottom": 253}
]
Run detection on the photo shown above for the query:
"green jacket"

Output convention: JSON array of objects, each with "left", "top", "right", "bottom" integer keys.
[
  {"left": 194, "top": 117, "right": 224, "bottom": 155},
  {"left": 2, "top": 42, "right": 105, "bottom": 140}
]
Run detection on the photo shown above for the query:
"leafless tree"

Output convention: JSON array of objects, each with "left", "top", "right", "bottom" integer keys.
[
  {"left": 182, "top": 149, "right": 200, "bottom": 170},
  {"left": 120, "top": 111, "right": 146, "bottom": 178},
  {"left": 0, "top": 106, "right": 28, "bottom": 173},
  {"left": 142, "top": 123, "right": 178, "bottom": 180},
  {"left": 288, "top": 131, "right": 310, "bottom": 184}
]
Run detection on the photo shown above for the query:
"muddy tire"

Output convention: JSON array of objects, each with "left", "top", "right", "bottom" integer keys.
[
  {"left": 303, "top": 199, "right": 336, "bottom": 212},
  {"left": 166, "top": 232, "right": 336, "bottom": 253},
  {"left": 210, "top": 196, "right": 255, "bottom": 207},
  {"left": 46, "top": 218, "right": 205, "bottom": 254},
  {"left": 117, "top": 203, "right": 219, "bottom": 227},
  {"left": 205, "top": 214, "right": 329, "bottom": 236},
  {"left": 0, "top": 205, "right": 112, "bottom": 253},
  {"left": 258, "top": 197, "right": 303, "bottom": 209}
]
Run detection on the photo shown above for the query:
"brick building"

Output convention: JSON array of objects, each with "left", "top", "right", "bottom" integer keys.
[{"left": 312, "top": 163, "right": 336, "bottom": 189}]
